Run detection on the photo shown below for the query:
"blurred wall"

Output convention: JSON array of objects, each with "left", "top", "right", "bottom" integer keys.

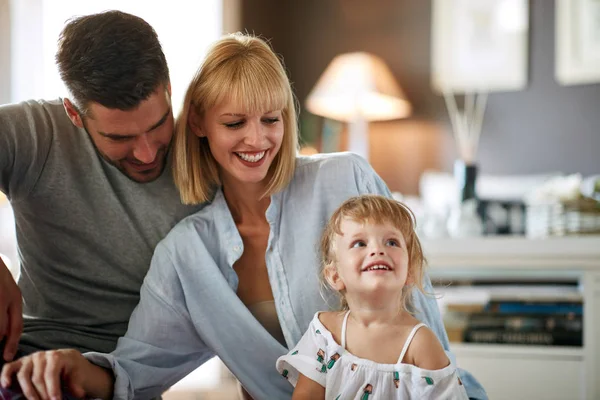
[
  {"left": 0, "top": 0, "right": 10, "bottom": 104},
  {"left": 240, "top": 0, "right": 599, "bottom": 195}
]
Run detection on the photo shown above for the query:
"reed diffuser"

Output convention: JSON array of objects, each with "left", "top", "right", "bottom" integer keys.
[{"left": 443, "top": 91, "right": 488, "bottom": 202}]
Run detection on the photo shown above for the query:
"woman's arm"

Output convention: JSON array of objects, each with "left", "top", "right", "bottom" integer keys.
[
  {"left": 84, "top": 242, "right": 215, "bottom": 399},
  {"left": 292, "top": 373, "right": 325, "bottom": 400}
]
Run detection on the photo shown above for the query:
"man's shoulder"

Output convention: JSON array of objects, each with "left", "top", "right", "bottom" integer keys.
[
  {"left": 0, "top": 98, "right": 65, "bottom": 119},
  {"left": 0, "top": 98, "right": 75, "bottom": 140}
]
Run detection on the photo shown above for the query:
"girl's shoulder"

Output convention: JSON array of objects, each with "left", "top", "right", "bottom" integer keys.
[
  {"left": 405, "top": 324, "right": 450, "bottom": 370},
  {"left": 316, "top": 311, "right": 345, "bottom": 345}
]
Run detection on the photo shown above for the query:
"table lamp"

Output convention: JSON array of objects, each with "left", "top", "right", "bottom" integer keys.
[{"left": 306, "top": 52, "right": 411, "bottom": 161}]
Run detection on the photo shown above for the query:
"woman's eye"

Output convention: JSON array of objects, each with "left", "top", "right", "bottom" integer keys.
[
  {"left": 351, "top": 240, "right": 366, "bottom": 248},
  {"left": 386, "top": 239, "right": 399, "bottom": 247},
  {"left": 262, "top": 117, "right": 280, "bottom": 125},
  {"left": 224, "top": 121, "right": 245, "bottom": 129}
]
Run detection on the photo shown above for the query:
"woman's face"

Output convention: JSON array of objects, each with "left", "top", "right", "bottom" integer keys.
[{"left": 197, "top": 100, "right": 284, "bottom": 189}]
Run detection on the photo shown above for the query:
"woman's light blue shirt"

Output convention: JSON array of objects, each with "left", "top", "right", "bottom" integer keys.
[{"left": 86, "top": 152, "right": 487, "bottom": 400}]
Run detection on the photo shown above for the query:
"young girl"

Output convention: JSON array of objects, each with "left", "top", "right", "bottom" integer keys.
[{"left": 277, "top": 195, "right": 469, "bottom": 399}]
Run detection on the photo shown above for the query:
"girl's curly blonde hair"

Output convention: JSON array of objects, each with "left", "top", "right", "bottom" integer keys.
[{"left": 319, "top": 194, "right": 426, "bottom": 313}]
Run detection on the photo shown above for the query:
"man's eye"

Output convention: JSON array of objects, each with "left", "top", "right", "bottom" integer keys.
[
  {"left": 386, "top": 239, "right": 400, "bottom": 247},
  {"left": 109, "top": 136, "right": 132, "bottom": 142},
  {"left": 351, "top": 241, "right": 366, "bottom": 248},
  {"left": 224, "top": 121, "right": 245, "bottom": 129}
]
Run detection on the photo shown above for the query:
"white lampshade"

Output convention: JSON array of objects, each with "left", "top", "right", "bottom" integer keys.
[{"left": 306, "top": 52, "right": 412, "bottom": 122}]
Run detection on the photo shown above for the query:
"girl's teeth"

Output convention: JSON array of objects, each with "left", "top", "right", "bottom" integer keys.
[
  {"left": 237, "top": 151, "right": 265, "bottom": 163},
  {"left": 366, "top": 265, "right": 390, "bottom": 271}
]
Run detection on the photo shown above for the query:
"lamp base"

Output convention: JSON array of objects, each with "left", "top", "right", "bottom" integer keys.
[{"left": 348, "top": 116, "right": 369, "bottom": 161}]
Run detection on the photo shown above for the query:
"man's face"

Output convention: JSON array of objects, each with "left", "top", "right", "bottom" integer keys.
[{"left": 65, "top": 85, "right": 174, "bottom": 183}]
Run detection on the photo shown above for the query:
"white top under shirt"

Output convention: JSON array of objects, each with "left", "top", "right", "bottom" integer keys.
[{"left": 276, "top": 311, "right": 469, "bottom": 400}]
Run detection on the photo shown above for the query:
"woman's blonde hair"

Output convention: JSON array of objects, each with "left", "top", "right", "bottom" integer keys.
[
  {"left": 319, "top": 195, "right": 426, "bottom": 313},
  {"left": 173, "top": 33, "right": 299, "bottom": 204}
]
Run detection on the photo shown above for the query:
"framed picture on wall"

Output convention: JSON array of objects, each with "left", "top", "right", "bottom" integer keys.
[
  {"left": 431, "top": 0, "right": 529, "bottom": 94},
  {"left": 556, "top": 0, "right": 600, "bottom": 86}
]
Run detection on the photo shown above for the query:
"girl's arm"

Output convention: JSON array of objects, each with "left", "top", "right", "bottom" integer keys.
[{"left": 292, "top": 373, "right": 325, "bottom": 400}]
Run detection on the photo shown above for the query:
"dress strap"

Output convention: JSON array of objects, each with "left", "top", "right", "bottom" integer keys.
[
  {"left": 397, "top": 322, "right": 426, "bottom": 364},
  {"left": 341, "top": 310, "right": 351, "bottom": 349}
]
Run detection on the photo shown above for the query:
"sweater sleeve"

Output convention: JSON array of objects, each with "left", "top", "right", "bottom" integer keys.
[{"left": 0, "top": 101, "right": 54, "bottom": 201}]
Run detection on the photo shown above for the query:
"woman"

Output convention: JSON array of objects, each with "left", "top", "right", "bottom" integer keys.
[{"left": 0, "top": 33, "right": 485, "bottom": 400}]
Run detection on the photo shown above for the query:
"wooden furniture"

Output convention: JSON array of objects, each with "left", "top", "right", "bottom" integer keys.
[{"left": 423, "top": 236, "right": 600, "bottom": 400}]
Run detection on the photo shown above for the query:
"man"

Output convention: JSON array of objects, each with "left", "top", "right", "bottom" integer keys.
[{"left": 0, "top": 10, "right": 202, "bottom": 369}]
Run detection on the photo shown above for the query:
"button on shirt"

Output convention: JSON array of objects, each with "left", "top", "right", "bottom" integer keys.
[{"left": 86, "top": 152, "right": 487, "bottom": 400}]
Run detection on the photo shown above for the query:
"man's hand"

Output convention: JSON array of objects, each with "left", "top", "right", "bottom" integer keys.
[
  {"left": 0, "top": 349, "right": 114, "bottom": 400},
  {"left": 0, "top": 256, "right": 22, "bottom": 362},
  {"left": 0, "top": 349, "right": 87, "bottom": 400}
]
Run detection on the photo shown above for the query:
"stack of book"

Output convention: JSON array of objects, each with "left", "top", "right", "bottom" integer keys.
[{"left": 438, "top": 281, "right": 583, "bottom": 347}]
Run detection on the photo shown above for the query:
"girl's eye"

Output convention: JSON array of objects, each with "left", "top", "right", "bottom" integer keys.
[
  {"left": 351, "top": 240, "right": 366, "bottom": 248},
  {"left": 386, "top": 239, "right": 400, "bottom": 247},
  {"left": 224, "top": 121, "right": 245, "bottom": 129},
  {"left": 262, "top": 117, "right": 280, "bottom": 125}
]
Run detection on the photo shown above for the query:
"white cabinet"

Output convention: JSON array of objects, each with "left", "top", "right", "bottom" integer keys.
[{"left": 423, "top": 237, "right": 600, "bottom": 400}]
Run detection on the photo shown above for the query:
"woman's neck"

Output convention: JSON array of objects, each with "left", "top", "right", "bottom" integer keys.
[{"left": 222, "top": 180, "right": 271, "bottom": 225}]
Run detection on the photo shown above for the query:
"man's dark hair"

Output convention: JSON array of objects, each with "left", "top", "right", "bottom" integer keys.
[{"left": 56, "top": 10, "right": 170, "bottom": 114}]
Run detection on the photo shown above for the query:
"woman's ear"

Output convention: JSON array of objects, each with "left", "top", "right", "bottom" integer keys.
[
  {"left": 188, "top": 108, "right": 205, "bottom": 138},
  {"left": 324, "top": 263, "right": 345, "bottom": 292}
]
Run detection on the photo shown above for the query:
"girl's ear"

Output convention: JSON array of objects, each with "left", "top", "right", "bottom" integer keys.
[
  {"left": 324, "top": 263, "right": 345, "bottom": 292},
  {"left": 188, "top": 108, "right": 205, "bottom": 138},
  {"left": 405, "top": 268, "right": 414, "bottom": 286}
]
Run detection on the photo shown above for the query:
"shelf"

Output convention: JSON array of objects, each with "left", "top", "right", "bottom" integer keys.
[
  {"left": 422, "top": 236, "right": 600, "bottom": 270},
  {"left": 450, "top": 342, "right": 583, "bottom": 360},
  {"left": 423, "top": 236, "right": 600, "bottom": 399}
]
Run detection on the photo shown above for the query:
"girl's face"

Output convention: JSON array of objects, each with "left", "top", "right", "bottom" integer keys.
[
  {"left": 327, "top": 217, "right": 410, "bottom": 299},
  {"left": 194, "top": 100, "right": 284, "bottom": 189}
]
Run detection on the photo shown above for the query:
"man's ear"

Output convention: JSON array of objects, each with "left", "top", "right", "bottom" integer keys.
[
  {"left": 63, "top": 98, "right": 84, "bottom": 129},
  {"left": 188, "top": 108, "right": 205, "bottom": 138},
  {"left": 324, "top": 263, "right": 345, "bottom": 292}
]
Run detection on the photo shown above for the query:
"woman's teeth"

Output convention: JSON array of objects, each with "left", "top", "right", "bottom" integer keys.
[{"left": 236, "top": 151, "right": 266, "bottom": 163}]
